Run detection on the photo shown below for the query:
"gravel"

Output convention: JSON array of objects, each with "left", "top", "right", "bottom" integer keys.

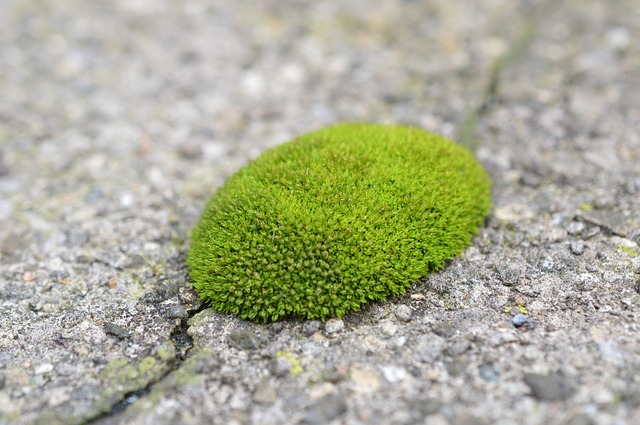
[
  {"left": 323, "top": 319, "right": 345, "bottom": 335},
  {"left": 228, "top": 329, "right": 262, "bottom": 351},
  {"left": 523, "top": 372, "right": 576, "bottom": 402},
  {"left": 301, "top": 320, "right": 321, "bottom": 337},
  {"left": 103, "top": 322, "right": 131, "bottom": 339},
  {"left": 512, "top": 314, "right": 528, "bottom": 327},
  {"left": 302, "top": 394, "right": 348, "bottom": 425},
  {"left": 394, "top": 304, "right": 413, "bottom": 322},
  {"left": 1, "top": 0, "right": 639, "bottom": 424}
]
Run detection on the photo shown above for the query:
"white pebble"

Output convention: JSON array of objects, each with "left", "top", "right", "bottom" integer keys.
[
  {"left": 35, "top": 363, "right": 54, "bottom": 375},
  {"left": 324, "top": 319, "right": 344, "bottom": 334},
  {"left": 395, "top": 304, "right": 413, "bottom": 322}
]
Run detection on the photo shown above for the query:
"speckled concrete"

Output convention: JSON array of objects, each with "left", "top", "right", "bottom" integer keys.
[{"left": 1, "top": 1, "right": 639, "bottom": 424}]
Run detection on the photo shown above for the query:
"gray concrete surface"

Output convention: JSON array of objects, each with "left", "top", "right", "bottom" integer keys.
[{"left": 1, "top": 1, "right": 639, "bottom": 424}]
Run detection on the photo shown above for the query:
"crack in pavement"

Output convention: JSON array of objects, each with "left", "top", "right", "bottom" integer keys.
[
  {"left": 458, "top": 0, "right": 557, "bottom": 153},
  {"left": 81, "top": 303, "right": 206, "bottom": 425}
]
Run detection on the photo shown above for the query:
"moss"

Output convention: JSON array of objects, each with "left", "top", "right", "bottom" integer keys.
[
  {"left": 187, "top": 307, "right": 217, "bottom": 327},
  {"left": 156, "top": 345, "right": 176, "bottom": 362},
  {"left": 188, "top": 123, "right": 492, "bottom": 321},
  {"left": 618, "top": 245, "right": 638, "bottom": 258},
  {"left": 515, "top": 305, "right": 529, "bottom": 315},
  {"left": 98, "top": 356, "right": 169, "bottom": 399},
  {"left": 276, "top": 351, "right": 303, "bottom": 375}
]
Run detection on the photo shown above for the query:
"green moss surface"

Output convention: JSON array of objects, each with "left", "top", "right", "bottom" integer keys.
[{"left": 187, "top": 123, "right": 492, "bottom": 321}]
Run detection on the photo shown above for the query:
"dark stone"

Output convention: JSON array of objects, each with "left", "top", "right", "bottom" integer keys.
[
  {"left": 524, "top": 372, "right": 575, "bottom": 401},
  {"left": 104, "top": 322, "right": 130, "bottom": 339},
  {"left": 270, "top": 322, "right": 285, "bottom": 333},
  {"left": 432, "top": 322, "right": 454, "bottom": 337},
  {"left": 167, "top": 306, "right": 187, "bottom": 319},
  {"left": 228, "top": 329, "right": 261, "bottom": 350},
  {"left": 301, "top": 394, "right": 347, "bottom": 425},
  {"left": 139, "top": 283, "right": 178, "bottom": 304},
  {"left": 302, "top": 320, "right": 321, "bottom": 336},
  {"left": 49, "top": 270, "right": 70, "bottom": 282}
]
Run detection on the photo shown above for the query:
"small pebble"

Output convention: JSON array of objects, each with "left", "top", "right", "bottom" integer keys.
[
  {"left": 228, "top": 329, "right": 261, "bottom": 350},
  {"left": 541, "top": 257, "right": 554, "bottom": 271},
  {"left": 570, "top": 240, "right": 585, "bottom": 255},
  {"left": 381, "top": 366, "right": 408, "bottom": 383},
  {"left": 49, "top": 270, "right": 69, "bottom": 282},
  {"left": 380, "top": 321, "right": 398, "bottom": 337},
  {"left": 104, "top": 322, "right": 130, "bottom": 339},
  {"left": 270, "top": 322, "right": 285, "bottom": 333},
  {"left": 478, "top": 364, "right": 499, "bottom": 382},
  {"left": 446, "top": 340, "right": 470, "bottom": 356},
  {"left": 523, "top": 372, "right": 575, "bottom": 401},
  {"left": 432, "top": 322, "right": 455, "bottom": 337},
  {"left": 167, "top": 306, "right": 187, "bottom": 319},
  {"left": 34, "top": 364, "right": 54, "bottom": 375},
  {"left": 324, "top": 319, "right": 344, "bottom": 334},
  {"left": 512, "top": 314, "right": 528, "bottom": 327},
  {"left": 566, "top": 222, "right": 585, "bottom": 236},
  {"left": 268, "top": 356, "right": 292, "bottom": 377},
  {"left": 395, "top": 304, "right": 413, "bottom": 321},
  {"left": 302, "top": 394, "right": 347, "bottom": 425},
  {"left": 302, "top": 320, "right": 321, "bottom": 337},
  {"left": 22, "top": 272, "right": 37, "bottom": 282}
]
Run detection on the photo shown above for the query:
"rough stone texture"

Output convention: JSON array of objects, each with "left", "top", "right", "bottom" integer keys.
[{"left": 0, "top": 1, "right": 639, "bottom": 425}]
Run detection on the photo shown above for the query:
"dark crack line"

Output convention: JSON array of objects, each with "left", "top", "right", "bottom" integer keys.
[
  {"left": 82, "top": 303, "right": 206, "bottom": 425},
  {"left": 458, "top": 0, "right": 557, "bottom": 153}
]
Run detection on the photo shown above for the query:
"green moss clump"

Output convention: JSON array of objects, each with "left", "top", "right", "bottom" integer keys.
[{"left": 187, "top": 123, "right": 492, "bottom": 322}]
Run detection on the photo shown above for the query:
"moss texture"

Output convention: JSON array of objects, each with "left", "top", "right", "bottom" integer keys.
[{"left": 188, "top": 123, "right": 492, "bottom": 321}]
